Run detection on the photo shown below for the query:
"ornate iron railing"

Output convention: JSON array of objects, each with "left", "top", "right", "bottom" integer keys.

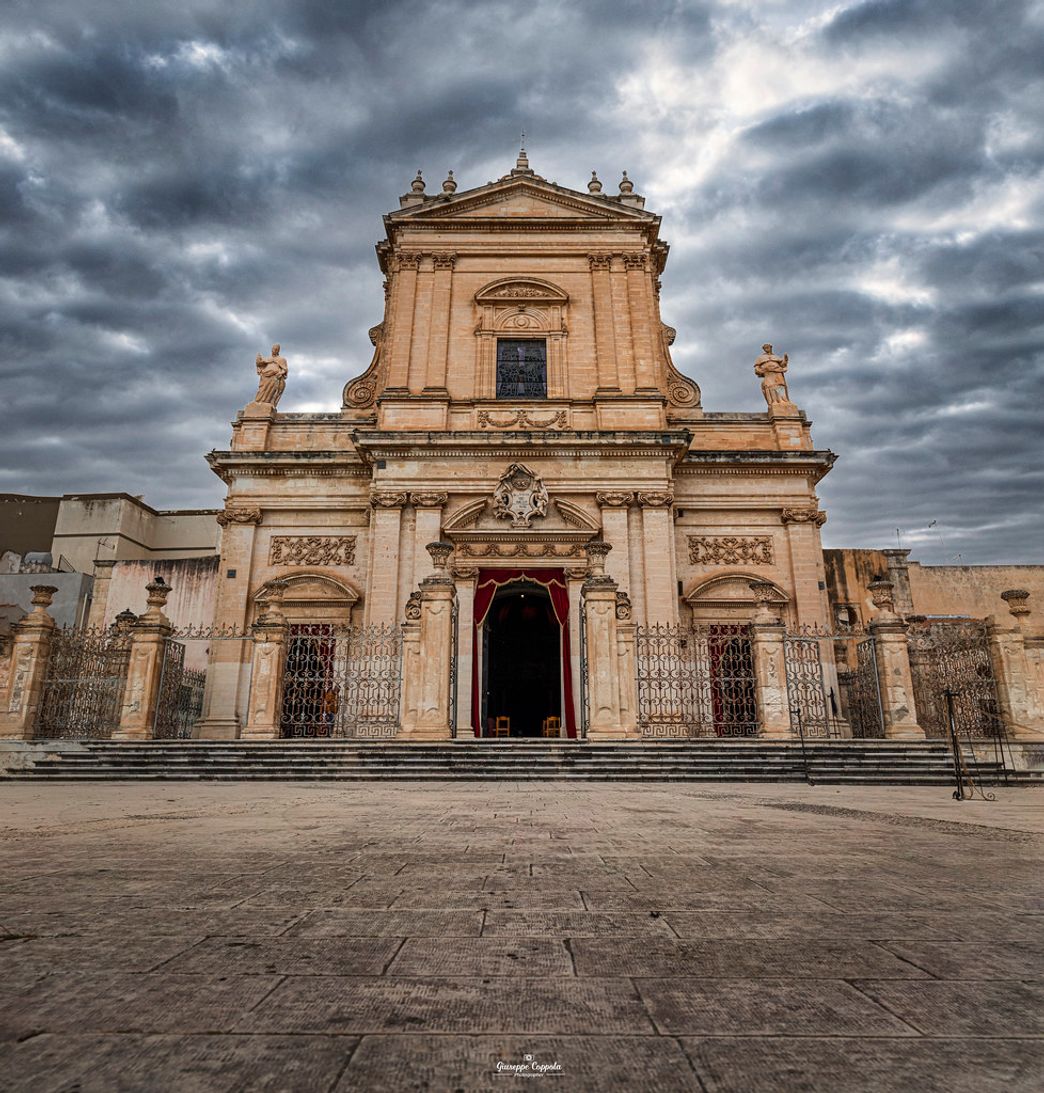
[
  {"left": 34, "top": 626, "right": 131, "bottom": 739},
  {"left": 280, "top": 623, "right": 401, "bottom": 738},
  {"left": 784, "top": 625, "right": 877, "bottom": 739},
  {"left": 153, "top": 638, "right": 207, "bottom": 739},
  {"left": 635, "top": 623, "right": 757, "bottom": 737}
]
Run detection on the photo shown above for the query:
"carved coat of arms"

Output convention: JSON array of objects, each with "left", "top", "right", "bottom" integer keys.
[{"left": 492, "top": 463, "right": 548, "bottom": 529}]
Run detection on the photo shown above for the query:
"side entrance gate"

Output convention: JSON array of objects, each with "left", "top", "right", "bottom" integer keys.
[{"left": 279, "top": 623, "right": 402, "bottom": 738}]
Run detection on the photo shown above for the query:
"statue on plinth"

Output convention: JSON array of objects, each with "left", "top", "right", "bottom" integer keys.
[
  {"left": 754, "top": 343, "right": 791, "bottom": 407},
  {"left": 253, "top": 344, "right": 288, "bottom": 408}
]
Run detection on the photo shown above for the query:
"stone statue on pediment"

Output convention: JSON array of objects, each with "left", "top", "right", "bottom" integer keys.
[
  {"left": 754, "top": 343, "right": 791, "bottom": 407},
  {"left": 254, "top": 343, "right": 288, "bottom": 408}
]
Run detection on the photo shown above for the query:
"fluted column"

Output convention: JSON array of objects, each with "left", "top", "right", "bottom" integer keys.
[{"left": 0, "top": 585, "right": 57, "bottom": 740}]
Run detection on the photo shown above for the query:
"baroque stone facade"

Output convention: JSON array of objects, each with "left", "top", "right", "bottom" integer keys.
[{"left": 192, "top": 150, "right": 841, "bottom": 741}]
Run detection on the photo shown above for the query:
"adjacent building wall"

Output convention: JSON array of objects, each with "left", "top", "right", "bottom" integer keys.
[
  {"left": 0, "top": 572, "right": 94, "bottom": 629},
  {"left": 0, "top": 495, "right": 61, "bottom": 558}
]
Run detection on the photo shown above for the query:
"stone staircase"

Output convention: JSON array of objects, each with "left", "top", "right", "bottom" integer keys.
[{"left": 2, "top": 738, "right": 1023, "bottom": 784}]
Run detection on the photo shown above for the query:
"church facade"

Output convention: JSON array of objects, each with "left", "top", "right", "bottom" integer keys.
[{"left": 193, "top": 149, "right": 845, "bottom": 743}]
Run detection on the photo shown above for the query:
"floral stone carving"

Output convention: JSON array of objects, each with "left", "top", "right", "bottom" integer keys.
[
  {"left": 492, "top": 463, "right": 549, "bottom": 529},
  {"left": 689, "top": 535, "right": 773, "bottom": 566},
  {"left": 269, "top": 536, "right": 356, "bottom": 567}
]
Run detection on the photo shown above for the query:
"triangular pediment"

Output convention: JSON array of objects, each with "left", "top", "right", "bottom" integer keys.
[{"left": 390, "top": 176, "right": 656, "bottom": 225}]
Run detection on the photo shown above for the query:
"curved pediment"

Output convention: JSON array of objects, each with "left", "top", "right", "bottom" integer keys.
[
  {"left": 475, "top": 277, "right": 568, "bottom": 304},
  {"left": 684, "top": 573, "right": 789, "bottom": 607}
]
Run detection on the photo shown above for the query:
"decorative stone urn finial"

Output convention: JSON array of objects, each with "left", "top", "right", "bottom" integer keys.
[
  {"left": 29, "top": 585, "right": 58, "bottom": 611},
  {"left": 426, "top": 541, "right": 454, "bottom": 574},
  {"left": 442, "top": 170, "right": 457, "bottom": 193},
  {"left": 586, "top": 541, "right": 612, "bottom": 577},
  {"left": 588, "top": 170, "right": 603, "bottom": 194},
  {"left": 113, "top": 608, "right": 137, "bottom": 634},
  {"left": 142, "top": 575, "right": 172, "bottom": 621},
  {"left": 1001, "top": 589, "right": 1031, "bottom": 622},
  {"left": 619, "top": 171, "right": 634, "bottom": 194},
  {"left": 411, "top": 169, "right": 425, "bottom": 194},
  {"left": 868, "top": 577, "right": 897, "bottom": 618},
  {"left": 262, "top": 579, "right": 289, "bottom": 622},
  {"left": 748, "top": 580, "right": 779, "bottom": 622}
]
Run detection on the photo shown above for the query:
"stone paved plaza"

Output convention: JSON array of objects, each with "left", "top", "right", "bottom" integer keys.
[{"left": 1, "top": 782, "right": 1041, "bottom": 1092}]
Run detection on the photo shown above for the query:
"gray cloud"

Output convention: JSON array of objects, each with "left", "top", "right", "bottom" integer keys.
[{"left": 1, "top": 0, "right": 1042, "bottom": 563}]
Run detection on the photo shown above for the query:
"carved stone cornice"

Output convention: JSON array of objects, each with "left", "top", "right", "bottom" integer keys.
[
  {"left": 216, "top": 505, "right": 263, "bottom": 527},
  {"left": 370, "top": 491, "right": 409, "bottom": 509},
  {"left": 588, "top": 253, "right": 612, "bottom": 271},
  {"left": 410, "top": 492, "right": 449, "bottom": 508},
  {"left": 596, "top": 491, "right": 634, "bottom": 508},
  {"left": 781, "top": 507, "right": 827, "bottom": 527},
  {"left": 637, "top": 491, "right": 674, "bottom": 508}
]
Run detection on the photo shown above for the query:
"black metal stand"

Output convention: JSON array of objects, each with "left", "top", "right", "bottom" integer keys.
[{"left": 791, "top": 705, "right": 814, "bottom": 786}]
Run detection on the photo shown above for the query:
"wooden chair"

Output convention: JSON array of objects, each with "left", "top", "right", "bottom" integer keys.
[
  {"left": 493, "top": 716, "right": 511, "bottom": 738},
  {"left": 541, "top": 716, "right": 561, "bottom": 738}
]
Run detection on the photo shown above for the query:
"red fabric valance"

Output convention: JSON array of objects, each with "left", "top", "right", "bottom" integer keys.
[{"left": 470, "top": 567, "right": 576, "bottom": 739}]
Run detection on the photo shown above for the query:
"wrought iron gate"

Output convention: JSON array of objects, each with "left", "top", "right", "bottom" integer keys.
[
  {"left": 34, "top": 626, "right": 131, "bottom": 739},
  {"left": 449, "top": 597, "right": 459, "bottom": 736},
  {"left": 635, "top": 623, "right": 757, "bottom": 737},
  {"left": 280, "top": 623, "right": 401, "bottom": 738},
  {"left": 578, "top": 596, "right": 589, "bottom": 738},
  {"left": 785, "top": 627, "right": 881, "bottom": 738},
  {"left": 908, "top": 620, "right": 1003, "bottom": 739},
  {"left": 152, "top": 638, "right": 207, "bottom": 740}
]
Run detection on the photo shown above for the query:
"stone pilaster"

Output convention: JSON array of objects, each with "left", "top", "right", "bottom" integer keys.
[
  {"left": 749, "top": 582, "right": 793, "bottom": 739},
  {"left": 0, "top": 586, "right": 57, "bottom": 740},
  {"left": 589, "top": 254, "right": 620, "bottom": 391},
  {"left": 451, "top": 564, "right": 478, "bottom": 737},
  {"left": 987, "top": 590, "right": 1044, "bottom": 740},
  {"left": 196, "top": 505, "right": 261, "bottom": 740},
  {"left": 882, "top": 549, "right": 915, "bottom": 617},
  {"left": 366, "top": 492, "right": 408, "bottom": 626},
  {"left": 867, "top": 579, "right": 925, "bottom": 740},
  {"left": 398, "top": 542, "right": 456, "bottom": 740},
  {"left": 614, "top": 591, "right": 639, "bottom": 737},
  {"left": 242, "top": 581, "right": 289, "bottom": 740},
  {"left": 596, "top": 492, "right": 633, "bottom": 591},
  {"left": 624, "top": 254, "right": 657, "bottom": 391},
  {"left": 424, "top": 254, "right": 455, "bottom": 392},
  {"left": 583, "top": 543, "right": 638, "bottom": 740},
  {"left": 385, "top": 251, "right": 420, "bottom": 391},
  {"left": 114, "top": 577, "right": 174, "bottom": 741},
  {"left": 637, "top": 492, "right": 677, "bottom": 625}
]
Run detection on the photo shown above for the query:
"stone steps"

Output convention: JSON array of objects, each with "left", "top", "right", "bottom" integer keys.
[{"left": 6, "top": 738, "right": 1023, "bottom": 785}]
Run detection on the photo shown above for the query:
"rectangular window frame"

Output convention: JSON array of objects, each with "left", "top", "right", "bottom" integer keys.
[{"left": 495, "top": 337, "right": 548, "bottom": 400}]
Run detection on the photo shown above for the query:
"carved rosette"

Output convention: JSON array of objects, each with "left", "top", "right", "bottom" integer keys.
[
  {"left": 781, "top": 507, "right": 827, "bottom": 527},
  {"left": 689, "top": 536, "right": 773, "bottom": 567},
  {"left": 217, "top": 505, "right": 263, "bottom": 527},
  {"left": 269, "top": 536, "right": 356, "bottom": 567},
  {"left": 410, "top": 492, "right": 449, "bottom": 508},
  {"left": 492, "top": 463, "right": 549, "bottom": 529},
  {"left": 637, "top": 492, "right": 674, "bottom": 508},
  {"left": 370, "top": 492, "right": 409, "bottom": 509},
  {"left": 596, "top": 492, "right": 634, "bottom": 508}
]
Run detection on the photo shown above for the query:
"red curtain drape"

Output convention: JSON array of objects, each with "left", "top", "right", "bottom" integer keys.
[{"left": 470, "top": 567, "right": 576, "bottom": 739}]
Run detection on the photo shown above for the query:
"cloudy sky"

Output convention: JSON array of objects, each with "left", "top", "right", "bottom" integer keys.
[{"left": 2, "top": 0, "right": 1042, "bottom": 564}]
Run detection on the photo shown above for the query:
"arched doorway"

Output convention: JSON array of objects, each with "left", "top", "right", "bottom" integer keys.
[{"left": 482, "top": 581, "right": 561, "bottom": 737}]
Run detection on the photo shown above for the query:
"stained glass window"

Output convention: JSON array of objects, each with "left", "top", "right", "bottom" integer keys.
[{"left": 496, "top": 339, "right": 547, "bottom": 399}]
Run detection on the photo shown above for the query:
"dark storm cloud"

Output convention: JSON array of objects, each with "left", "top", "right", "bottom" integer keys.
[{"left": 1, "top": 0, "right": 1042, "bottom": 564}]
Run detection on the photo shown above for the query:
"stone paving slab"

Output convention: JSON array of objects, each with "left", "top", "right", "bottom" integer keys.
[
  {"left": 683, "top": 1036, "right": 1044, "bottom": 1093},
  {"left": 0, "top": 781, "right": 1040, "bottom": 1090}
]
